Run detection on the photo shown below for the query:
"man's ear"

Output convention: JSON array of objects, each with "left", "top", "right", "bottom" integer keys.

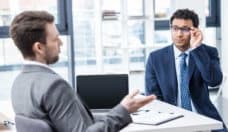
[{"left": 32, "top": 42, "right": 45, "bottom": 55}]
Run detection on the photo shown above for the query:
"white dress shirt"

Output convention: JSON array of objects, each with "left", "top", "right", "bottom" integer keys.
[
  {"left": 23, "top": 60, "right": 53, "bottom": 71},
  {"left": 173, "top": 45, "right": 197, "bottom": 112}
]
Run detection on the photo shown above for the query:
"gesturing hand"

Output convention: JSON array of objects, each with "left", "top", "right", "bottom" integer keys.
[{"left": 121, "top": 89, "right": 156, "bottom": 113}]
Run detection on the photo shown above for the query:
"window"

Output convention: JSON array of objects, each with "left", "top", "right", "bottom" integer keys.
[
  {"left": 73, "top": 0, "right": 154, "bottom": 74},
  {"left": 206, "top": 0, "right": 220, "bottom": 27},
  {"left": 154, "top": 0, "right": 220, "bottom": 30},
  {"left": 0, "top": 0, "right": 68, "bottom": 38}
]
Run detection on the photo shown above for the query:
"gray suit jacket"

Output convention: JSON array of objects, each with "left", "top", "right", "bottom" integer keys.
[{"left": 11, "top": 64, "right": 132, "bottom": 132}]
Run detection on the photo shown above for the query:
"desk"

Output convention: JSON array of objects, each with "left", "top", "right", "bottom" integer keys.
[
  {"left": 121, "top": 100, "right": 223, "bottom": 132},
  {"left": 0, "top": 101, "right": 15, "bottom": 132},
  {"left": 0, "top": 113, "right": 15, "bottom": 132},
  {"left": 1, "top": 100, "right": 223, "bottom": 132}
]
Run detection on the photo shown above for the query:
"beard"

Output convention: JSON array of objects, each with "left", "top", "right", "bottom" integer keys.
[
  {"left": 46, "top": 55, "right": 59, "bottom": 65},
  {"left": 43, "top": 46, "right": 60, "bottom": 65}
]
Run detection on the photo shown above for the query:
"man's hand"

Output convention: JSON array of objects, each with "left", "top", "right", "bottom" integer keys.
[
  {"left": 190, "top": 27, "right": 203, "bottom": 49},
  {"left": 120, "top": 89, "right": 156, "bottom": 113}
]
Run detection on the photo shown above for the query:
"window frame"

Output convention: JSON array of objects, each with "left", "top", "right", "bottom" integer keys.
[
  {"left": 154, "top": 0, "right": 220, "bottom": 30},
  {"left": 206, "top": 0, "right": 220, "bottom": 27},
  {"left": 0, "top": 0, "right": 69, "bottom": 38}
]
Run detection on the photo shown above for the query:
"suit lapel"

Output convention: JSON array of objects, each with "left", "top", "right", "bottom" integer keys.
[
  {"left": 164, "top": 45, "right": 178, "bottom": 104},
  {"left": 188, "top": 53, "right": 196, "bottom": 84}
]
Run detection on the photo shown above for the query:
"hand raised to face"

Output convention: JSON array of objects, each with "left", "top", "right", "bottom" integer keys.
[{"left": 190, "top": 27, "right": 203, "bottom": 49}]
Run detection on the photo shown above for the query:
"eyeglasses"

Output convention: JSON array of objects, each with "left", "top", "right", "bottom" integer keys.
[{"left": 170, "top": 26, "right": 191, "bottom": 34}]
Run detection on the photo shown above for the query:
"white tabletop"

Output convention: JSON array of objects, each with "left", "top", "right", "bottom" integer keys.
[
  {"left": 121, "top": 100, "right": 223, "bottom": 132},
  {"left": 1, "top": 100, "right": 223, "bottom": 132}
]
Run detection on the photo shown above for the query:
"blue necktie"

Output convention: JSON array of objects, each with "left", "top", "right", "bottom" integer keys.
[{"left": 180, "top": 53, "right": 192, "bottom": 111}]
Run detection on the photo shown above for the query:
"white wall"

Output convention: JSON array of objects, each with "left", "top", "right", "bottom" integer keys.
[
  {"left": 221, "top": 0, "right": 228, "bottom": 125},
  {"left": 221, "top": 0, "right": 228, "bottom": 73}
]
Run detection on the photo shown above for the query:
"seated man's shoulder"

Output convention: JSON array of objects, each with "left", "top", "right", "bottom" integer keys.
[{"left": 149, "top": 45, "right": 172, "bottom": 57}]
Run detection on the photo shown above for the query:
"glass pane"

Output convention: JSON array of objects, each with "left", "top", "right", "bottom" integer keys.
[
  {"left": 74, "top": 0, "right": 95, "bottom": 10},
  {"left": 73, "top": 0, "right": 97, "bottom": 74},
  {"left": 127, "top": 0, "right": 144, "bottom": 16},
  {"left": 154, "top": 30, "right": 171, "bottom": 45},
  {"left": 154, "top": 0, "right": 171, "bottom": 20},
  {"left": 203, "top": 27, "right": 217, "bottom": 47},
  {"left": 103, "top": 48, "right": 127, "bottom": 72},
  {"left": 74, "top": 20, "right": 96, "bottom": 66},
  {"left": 0, "top": 66, "right": 19, "bottom": 118},
  {"left": 0, "top": 0, "right": 58, "bottom": 26},
  {"left": 103, "top": 48, "right": 122, "bottom": 65},
  {"left": 128, "top": 20, "right": 145, "bottom": 45},
  {"left": 102, "top": 0, "right": 121, "bottom": 12},
  {"left": 102, "top": 0, "right": 121, "bottom": 20},
  {"left": 0, "top": 39, "right": 23, "bottom": 65},
  {"left": 128, "top": 21, "right": 145, "bottom": 70},
  {"left": 129, "top": 48, "right": 145, "bottom": 70},
  {"left": 102, "top": 21, "right": 122, "bottom": 48},
  {"left": 102, "top": 21, "right": 126, "bottom": 72},
  {"left": 205, "top": 0, "right": 210, "bottom": 17}
]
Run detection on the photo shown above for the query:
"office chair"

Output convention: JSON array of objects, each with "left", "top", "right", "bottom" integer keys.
[
  {"left": 213, "top": 73, "right": 228, "bottom": 112},
  {"left": 15, "top": 115, "right": 53, "bottom": 132}
]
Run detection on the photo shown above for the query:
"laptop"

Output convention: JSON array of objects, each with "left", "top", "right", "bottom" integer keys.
[{"left": 76, "top": 74, "right": 129, "bottom": 113}]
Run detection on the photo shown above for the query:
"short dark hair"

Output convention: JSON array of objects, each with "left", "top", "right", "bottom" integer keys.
[
  {"left": 10, "top": 11, "right": 54, "bottom": 58},
  {"left": 170, "top": 9, "right": 199, "bottom": 28}
]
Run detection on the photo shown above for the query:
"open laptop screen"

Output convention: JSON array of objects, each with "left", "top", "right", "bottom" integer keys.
[{"left": 76, "top": 74, "right": 128, "bottom": 109}]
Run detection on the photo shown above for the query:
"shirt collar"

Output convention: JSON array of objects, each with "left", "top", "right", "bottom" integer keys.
[
  {"left": 173, "top": 45, "right": 191, "bottom": 59},
  {"left": 23, "top": 60, "right": 52, "bottom": 70}
]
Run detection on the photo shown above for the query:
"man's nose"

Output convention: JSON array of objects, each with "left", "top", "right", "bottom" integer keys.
[
  {"left": 59, "top": 39, "right": 63, "bottom": 46},
  {"left": 176, "top": 29, "right": 184, "bottom": 36}
]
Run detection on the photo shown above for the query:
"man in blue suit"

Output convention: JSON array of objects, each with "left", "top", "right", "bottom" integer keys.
[{"left": 145, "top": 9, "right": 227, "bottom": 131}]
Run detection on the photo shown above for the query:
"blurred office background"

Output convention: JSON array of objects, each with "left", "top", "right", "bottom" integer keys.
[{"left": 1, "top": 0, "right": 228, "bottom": 125}]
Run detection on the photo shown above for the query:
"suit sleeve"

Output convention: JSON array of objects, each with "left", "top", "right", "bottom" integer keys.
[
  {"left": 43, "top": 79, "right": 132, "bottom": 132},
  {"left": 145, "top": 53, "right": 163, "bottom": 100},
  {"left": 190, "top": 45, "right": 223, "bottom": 87}
]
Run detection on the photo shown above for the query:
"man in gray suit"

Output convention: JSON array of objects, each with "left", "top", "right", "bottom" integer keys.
[{"left": 10, "top": 11, "right": 156, "bottom": 132}]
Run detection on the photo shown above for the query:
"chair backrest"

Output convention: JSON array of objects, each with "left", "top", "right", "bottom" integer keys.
[
  {"left": 15, "top": 115, "right": 53, "bottom": 132},
  {"left": 213, "top": 73, "right": 228, "bottom": 102},
  {"left": 212, "top": 73, "right": 228, "bottom": 114}
]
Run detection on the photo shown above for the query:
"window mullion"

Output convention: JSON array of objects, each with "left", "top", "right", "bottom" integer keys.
[
  {"left": 144, "top": 0, "right": 154, "bottom": 60},
  {"left": 95, "top": 0, "right": 103, "bottom": 73},
  {"left": 121, "top": 0, "right": 129, "bottom": 72}
]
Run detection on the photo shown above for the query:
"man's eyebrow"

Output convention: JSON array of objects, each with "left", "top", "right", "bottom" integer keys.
[
  {"left": 171, "top": 25, "right": 190, "bottom": 28},
  {"left": 180, "top": 26, "right": 191, "bottom": 28}
]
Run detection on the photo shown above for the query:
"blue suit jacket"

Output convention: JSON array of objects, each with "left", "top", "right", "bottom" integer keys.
[{"left": 145, "top": 44, "right": 226, "bottom": 131}]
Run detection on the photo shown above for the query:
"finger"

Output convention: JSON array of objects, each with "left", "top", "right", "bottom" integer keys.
[
  {"left": 190, "top": 27, "right": 196, "bottom": 31},
  {"left": 128, "top": 89, "right": 140, "bottom": 98},
  {"left": 190, "top": 27, "right": 199, "bottom": 31},
  {"left": 136, "top": 95, "right": 156, "bottom": 105},
  {"left": 190, "top": 27, "right": 200, "bottom": 34},
  {"left": 190, "top": 29, "right": 196, "bottom": 36}
]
